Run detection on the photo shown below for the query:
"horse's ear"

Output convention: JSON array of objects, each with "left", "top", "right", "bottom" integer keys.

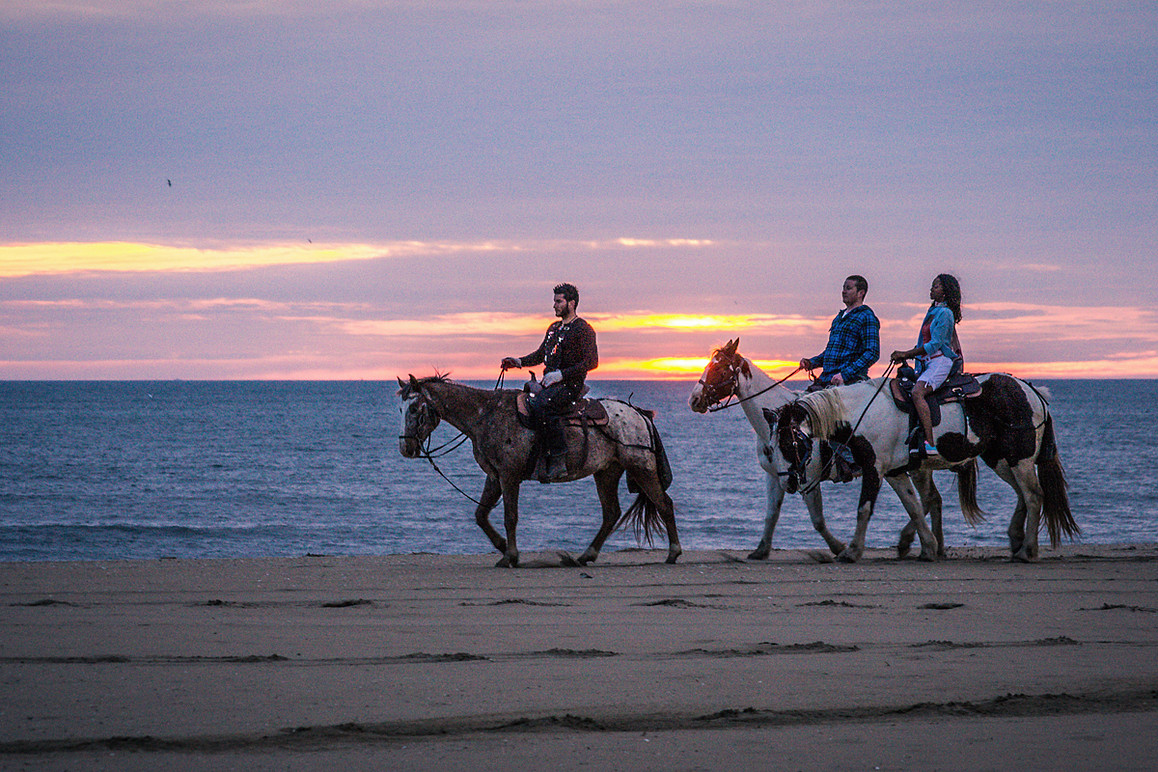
[
  {"left": 724, "top": 338, "right": 738, "bottom": 355},
  {"left": 397, "top": 376, "right": 407, "bottom": 390},
  {"left": 396, "top": 376, "right": 408, "bottom": 397},
  {"left": 408, "top": 374, "right": 420, "bottom": 390}
]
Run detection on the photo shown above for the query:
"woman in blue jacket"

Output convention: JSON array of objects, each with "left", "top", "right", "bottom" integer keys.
[{"left": 890, "top": 274, "right": 963, "bottom": 456}]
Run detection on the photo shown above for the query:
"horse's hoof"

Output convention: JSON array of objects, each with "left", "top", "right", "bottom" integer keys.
[
  {"left": 830, "top": 542, "right": 848, "bottom": 556},
  {"left": 918, "top": 550, "right": 938, "bottom": 562},
  {"left": 576, "top": 551, "right": 596, "bottom": 566},
  {"left": 557, "top": 551, "right": 580, "bottom": 568},
  {"left": 666, "top": 549, "right": 682, "bottom": 564},
  {"left": 495, "top": 556, "right": 510, "bottom": 568},
  {"left": 747, "top": 546, "right": 770, "bottom": 561},
  {"left": 837, "top": 549, "right": 859, "bottom": 563},
  {"left": 896, "top": 542, "right": 912, "bottom": 559},
  {"left": 496, "top": 553, "right": 519, "bottom": 568}
]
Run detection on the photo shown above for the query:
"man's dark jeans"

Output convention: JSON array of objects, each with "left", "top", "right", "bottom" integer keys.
[{"left": 527, "top": 380, "right": 582, "bottom": 456}]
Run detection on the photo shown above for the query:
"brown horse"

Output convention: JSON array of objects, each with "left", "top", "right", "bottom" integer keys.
[{"left": 398, "top": 375, "right": 681, "bottom": 567}]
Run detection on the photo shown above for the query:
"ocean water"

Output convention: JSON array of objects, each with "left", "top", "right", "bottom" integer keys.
[{"left": 1, "top": 379, "right": 1156, "bottom": 562}]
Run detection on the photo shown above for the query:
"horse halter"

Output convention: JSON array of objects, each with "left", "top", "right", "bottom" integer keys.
[
  {"left": 696, "top": 352, "right": 743, "bottom": 409},
  {"left": 400, "top": 395, "right": 440, "bottom": 447},
  {"left": 775, "top": 404, "right": 813, "bottom": 495}
]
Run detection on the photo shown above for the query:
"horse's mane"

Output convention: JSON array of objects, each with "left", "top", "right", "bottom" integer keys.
[
  {"left": 794, "top": 378, "right": 888, "bottom": 438},
  {"left": 794, "top": 388, "right": 843, "bottom": 439},
  {"left": 397, "top": 372, "right": 451, "bottom": 398}
]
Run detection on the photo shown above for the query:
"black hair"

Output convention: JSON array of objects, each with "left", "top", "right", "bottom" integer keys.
[
  {"left": 554, "top": 282, "right": 579, "bottom": 306},
  {"left": 936, "top": 273, "right": 962, "bottom": 323}
]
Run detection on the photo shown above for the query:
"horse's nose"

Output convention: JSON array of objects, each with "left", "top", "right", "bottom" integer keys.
[{"left": 399, "top": 437, "right": 418, "bottom": 457}]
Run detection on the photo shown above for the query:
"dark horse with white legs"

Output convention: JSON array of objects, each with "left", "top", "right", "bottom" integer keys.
[
  {"left": 398, "top": 375, "right": 681, "bottom": 567},
  {"left": 689, "top": 339, "right": 982, "bottom": 560},
  {"left": 775, "top": 373, "right": 1078, "bottom": 562}
]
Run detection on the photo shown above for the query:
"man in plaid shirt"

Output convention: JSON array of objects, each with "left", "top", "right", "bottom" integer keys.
[{"left": 799, "top": 275, "right": 880, "bottom": 390}]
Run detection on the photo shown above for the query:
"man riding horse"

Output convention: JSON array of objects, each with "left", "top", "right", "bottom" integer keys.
[
  {"left": 798, "top": 274, "right": 880, "bottom": 391},
  {"left": 501, "top": 282, "right": 598, "bottom": 482}
]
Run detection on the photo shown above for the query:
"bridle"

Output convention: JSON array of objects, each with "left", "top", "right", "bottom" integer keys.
[
  {"left": 773, "top": 402, "right": 814, "bottom": 494},
  {"left": 695, "top": 352, "right": 744, "bottom": 409},
  {"left": 696, "top": 350, "right": 805, "bottom": 413},
  {"left": 398, "top": 369, "right": 508, "bottom": 505}
]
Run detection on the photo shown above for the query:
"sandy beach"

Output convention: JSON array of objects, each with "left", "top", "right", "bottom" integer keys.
[{"left": 1, "top": 544, "right": 1156, "bottom": 770}]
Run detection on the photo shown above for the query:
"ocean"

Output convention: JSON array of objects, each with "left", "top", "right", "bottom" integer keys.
[{"left": 2, "top": 379, "right": 1156, "bottom": 562}]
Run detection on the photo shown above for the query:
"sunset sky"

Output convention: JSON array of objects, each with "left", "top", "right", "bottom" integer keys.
[{"left": 3, "top": 1, "right": 1155, "bottom": 380}]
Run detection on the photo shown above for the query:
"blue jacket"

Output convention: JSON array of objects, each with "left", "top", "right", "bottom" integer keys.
[{"left": 915, "top": 304, "right": 960, "bottom": 369}]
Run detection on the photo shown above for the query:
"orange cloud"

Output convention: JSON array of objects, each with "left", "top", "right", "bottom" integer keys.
[
  {"left": 0, "top": 237, "right": 718, "bottom": 278},
  {"left": 0, "top": 242, "right": 396, "bottom": 277}
]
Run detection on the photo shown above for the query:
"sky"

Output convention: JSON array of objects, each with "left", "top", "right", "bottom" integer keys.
[{"left": 2, "top": 1, "right": 1156, "bottom": 380}]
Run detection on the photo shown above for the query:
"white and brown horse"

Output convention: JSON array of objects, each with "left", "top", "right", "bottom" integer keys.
[
  {"left": 690, "top": 339, "right": 981, "bottom": 560},
  {"left": 399, "top": 375, "right": 681, "bottom": 567},
  {"left": 689, "top": 339, "right": 845, "bottom": 558},
  {"left": 775, "top": 373, "right": 1077, "bottom": 562}
]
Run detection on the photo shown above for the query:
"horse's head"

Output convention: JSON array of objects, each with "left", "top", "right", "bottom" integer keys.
[
  {"left": 397, "top": 375, "right": 441, "bottom": 458},
  {"left": 689, "top": 338, "right": 751, "bottom": 413},
  {"left": 774, "top": 402, "right": 815, "bottom": 494}
]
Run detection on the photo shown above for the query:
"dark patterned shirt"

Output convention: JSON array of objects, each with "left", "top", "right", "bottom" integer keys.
[
  {"left": 519, "top": 318, "right": 599, "bottom": 383},
  {"left": 806, "top": 304, "right": 880, "bottom": 386}
]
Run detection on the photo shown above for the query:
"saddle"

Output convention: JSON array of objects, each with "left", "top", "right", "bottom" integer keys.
[
  {"left": 515, "top": 384, "right": 608, "bottom": 483},
  {"left": 890, "top": 362, "right": 982, "bottom": 456},
  {"left": 515, "top": 390, "right": 609, "bottom": 428}
]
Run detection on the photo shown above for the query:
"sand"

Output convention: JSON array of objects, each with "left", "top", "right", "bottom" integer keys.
[{"left": 1, "top": 544, "right": 1157, "bottom": 770}]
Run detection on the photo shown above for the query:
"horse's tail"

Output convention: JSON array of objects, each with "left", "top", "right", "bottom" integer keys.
[
  {"left": 1037, "top": 414, "right": 1079, "bottom": 547},
  {"left": 617, "top": 410, "right": 672, "bottom": 545},
  {"left": 955, "top": 458, "right": 987, "bottom": 526},
  {"left": 616, "top": 489, "right": 663, "bottom": 546}
]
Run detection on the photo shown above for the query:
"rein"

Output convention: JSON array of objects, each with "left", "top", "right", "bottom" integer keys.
[
  {"left": 401, "top": 369, "right": 509, "bottom": 505},
  {"left": 706, "top": 365, "right": 805, "bottom": 413}
]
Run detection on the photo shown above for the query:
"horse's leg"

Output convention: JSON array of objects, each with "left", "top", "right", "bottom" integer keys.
[
  {"left": 838, "top": 466, "right": 882, "bottom": 563},
  {"left": 497, "top": 478, "right": 521, "bottom": 568},
  {"left": 802, "top": 486, "right": 846, "bottom": 556},
  {"left": 899, "top": 469, "right": 943, "bottom": 558},
  {"left": 1009, "top": 459, "right": 1044, "bottom": 562},
  {"left": 627, "top": 459, "right": 681, "bottom": 564},
  {"left": 749, "top": 469, "right": 785, "bottom": 560},
  {"left": 885, "top": 473, "right": 939, "bottom": 561},
  {"left": 579, "top": 466, "right": 625, "bottom": 566},
  {"left": 473, "top": 475, "right": 507, "bottom": 555},
  {"left": 651, "top": 481, "right": 682, "bottom": 564},
  {"left": 990, "top": 461, "right": 1028, "bottom": 558}
]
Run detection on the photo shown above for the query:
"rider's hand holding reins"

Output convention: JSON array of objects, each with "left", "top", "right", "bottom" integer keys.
[
  {"left": 890, "top": 349, "right": 917, "bottom": 364},
  {"left": 501, "top": 357, "right": 521, "bottom": 370},
  {"left": 542, "top": 370, "right": 562, "bottom": 387}
]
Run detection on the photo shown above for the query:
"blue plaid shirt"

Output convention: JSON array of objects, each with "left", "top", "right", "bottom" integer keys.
[{"left": 806, "top": 304, "right": 880, "bottom": 386}]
